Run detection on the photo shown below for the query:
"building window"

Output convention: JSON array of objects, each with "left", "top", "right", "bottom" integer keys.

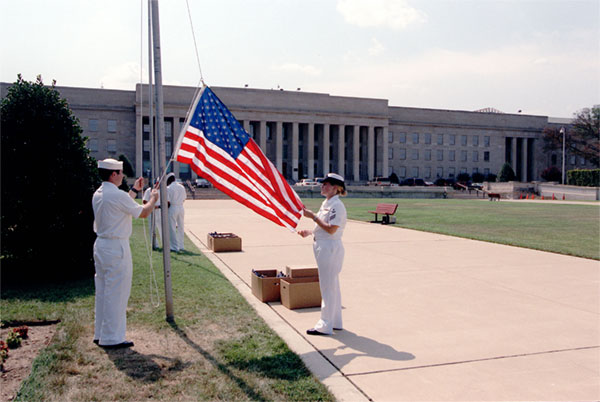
[
  {"left": 412, "top": 133, "right": 419, "bottom": 144},
  {"left": 473, "top": 151, "right": 479, "bottom": 162},
  {"left": 424, "top": 149, "right": 431, "bottom": 161},
  {"left": 399, "top": 166, "right": 406, "bottom": 178},
  {"left": 425, "top": 166, "right": 431, "bottom": 178},
  {"left": 437, "top": 150, "right": 443, "bottom": 161},
  {"left": 570, "top": 155, "right": 576, "bottom": 165},
  {"left": 449, "top": 134, "right": 456, "bottom": 145},
  {"left": 449, "top": 167, "right": 455, "bottom": 178},
  {"left": 89, "top": 119, "right": 99, "bottom": 132},
  {"left": 484, "top": 168, "right": 490, "bottom": 175},
  {"left": 473, "top": 136, "right": 479, "bottom": 146},
  {"left": 580, "top": 157, "right": 586, "bottom": 166},
  {"left": 389, "top": 165, "right": 394, "bottom": 174},
  {"left": 399, "top": 132, "right": 406, "bottom": 143},
  {"left": 461, "top": 135, "right": 467, "bottom": 146},
  {"left": 107, "top": 120, "right": 117, "bottom": 133},
  {"left": 424, "top": 133, "right": 431, "bottom": 144},
  {"left": 88, "top": 139, "right": 98, "bottom": 152},
  {"left": 411, "top": 149, "right": 419, "bottom": 160},
  {"left": 472, "top": 167, "right": 479, "bottom": 174},
  {"left": 437, "top": 134, "right": 443, "bottom": 145},
  {"left": 437, "top": 167, "right": 443, "bottom": 178},
  {"left": 484, "top": 136, "right": 490, "bottom": 147},
  {"left": 461, "top": 150, "right": 468, "bottom": 162},
  {"left": 460, "top": 167, "right": 467, "bottom": 174},
  {"left": 551, "top": 154, "right": 557, "bottom": 165},
  {"left": 399, "top": 148, "right": 406, "bottom": 160},
  {"left": 449, "top": 150, "right": 455, "bottom": 161},
  {"left": 143, "top": 140, "right": 151, "bottom": 151},
  {"left": 388, "top": 132, "right": 393, "bottom": 143},
  {"left": 484, "top": 151, "right": 490, "bottom": 162},
  {"left": 107, "top": 139, "right": 117, "bottom": 153},
  {"left": 389, "top": 148, "right": 393, "bottom": 159},
  {"left": 411, "top": 167, "right": 419, "bottom": 177}
]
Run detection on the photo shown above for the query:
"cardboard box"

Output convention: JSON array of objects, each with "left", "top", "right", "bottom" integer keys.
[
  {"left": 251, "top": 269, "right": 281, "bottom": 302},
  {"left": 207, "top": 232, "right": 242, "bottom": 252},
  {"left": 285, "top": 265, "right": 319, "bottom": 278},
  {"left": 280, "top": 277, "right": 322, "bottom": 309}
]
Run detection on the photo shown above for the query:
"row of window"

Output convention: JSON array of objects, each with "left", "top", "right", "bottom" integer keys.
[
  {"left": 89, "top": 119, "right": 118, "bottom": 133},
  {"left": 389, "top": 132, "right": 490, "bottom": 147},
  {"left": 389, "top": 166, "right": 492, "bottom": 179},
  {"left": 389, "top": 149, "right": 490, "bottom": 162}
]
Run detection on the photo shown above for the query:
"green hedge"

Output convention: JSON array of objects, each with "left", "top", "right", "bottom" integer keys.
[{"left": 567, "top": 169, "right": 600, "bottom": 187}]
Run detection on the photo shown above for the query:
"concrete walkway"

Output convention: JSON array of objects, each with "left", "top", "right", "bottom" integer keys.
[{"left": 184, "top": 200, "right": 599, "bottom": 402}]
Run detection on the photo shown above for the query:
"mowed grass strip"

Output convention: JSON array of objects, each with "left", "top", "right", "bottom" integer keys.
[
  {"left": 303, "top": 198, "right": 600, "bottom": 260},
  {"left": 3, "top": 220, "right": 333, "bottom": 401}
]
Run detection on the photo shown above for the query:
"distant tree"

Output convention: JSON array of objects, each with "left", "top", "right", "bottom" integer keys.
[
  {"left": 118, "top": 154, "right": 135, "bottom": 177},
  {"left": 456, "top": 172, "right": 470, "bottom": 183},
  {"left": 1, "top": 75, "right": 100, "bottom": 284},
  {"left": 486, "top": 173, "right": 497, "bottom": 182},
  {"left": 389, "top": 172, "right": 399, "bottom": 184},
  {"left": 543, "top": 106, "right": 599, "bottom": 167},
  {"left": 471, "top": 172, "right": 485, "bottom": 183},
  {"left": 497, "top": 163, "right": 516, "bottom": 182},
  {"left": 540, "top": 166, "right": 562, "bottom": 182}
]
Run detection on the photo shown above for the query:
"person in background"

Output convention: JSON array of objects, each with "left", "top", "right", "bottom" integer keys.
[
  {"left": 92, "top": 158, "right": 158, "bottom": 349},
  {"left": 297, "top": 173, "right": 347, "bottom": 336},
  {"left": 143, "top": 178, "right": 162, "bottom": 249},
  {"left": 166, "top": 173, "right": 186, "bottom": 252}
]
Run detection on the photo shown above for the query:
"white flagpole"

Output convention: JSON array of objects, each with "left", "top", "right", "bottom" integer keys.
[
  {"left": 150, "top": 0, "right": 174, "bottom": 322},
  {"left": 148, "top": 0, "right": 157, "bottom": 248}
]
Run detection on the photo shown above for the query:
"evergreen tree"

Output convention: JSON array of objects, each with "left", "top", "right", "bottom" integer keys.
[
  {"left": 1, "top": 75, "right": 100, "bottom": 283},
  {"left": 497, "top": 163, "right": 516, "bottom": 182}
]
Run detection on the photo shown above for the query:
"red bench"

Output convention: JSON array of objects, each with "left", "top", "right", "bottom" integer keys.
[{"left": 368, "top": 203, "right": 398, "bottom": 224}]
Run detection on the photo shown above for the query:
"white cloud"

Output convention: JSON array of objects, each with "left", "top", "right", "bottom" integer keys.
[
  {"left": 100, "top": 62, "right": 140, "bottom": 90},
  {"left": 368, "top": 37, "right": 385, "bottom": 56},
  {"left": 270, "top": 63, "right": 322, "bottom": 76},
  {"left": 337, "top": 0, "right": 426, "bottom": 30}
]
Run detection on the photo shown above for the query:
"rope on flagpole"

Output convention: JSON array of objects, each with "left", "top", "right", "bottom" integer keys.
[{"left": 185, "top": 0, "right": 204, "bottom": 86}]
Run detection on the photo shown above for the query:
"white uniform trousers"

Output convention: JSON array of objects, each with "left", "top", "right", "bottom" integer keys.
[
  {"left": 169, "top": 205, "right": 185, "bottom": 251},
  {"left": 93, "top": 237, "right": 133, "bottom": 345},
  {"left": 148, "top": 209, "right": 162, "bottom": 248},
  {"left": 313, "top": 239, "right": 344, "bottom": 334}
]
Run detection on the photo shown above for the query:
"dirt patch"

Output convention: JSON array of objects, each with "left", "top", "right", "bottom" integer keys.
[{"left": 0, "top": 324, "right": 58, "bottom": 402}]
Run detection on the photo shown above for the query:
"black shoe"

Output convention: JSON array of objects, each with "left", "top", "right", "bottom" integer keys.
[
  {"left": 306, "top": 329, "right": 328, "bottom": 336},
  {"left": 100, "top": 341, "right": 134, "bottom": 349},
  {"left": 93, "top": 339, "right": 99, "bottom": 345},
  {"left": 333, "top": 328, "right": 343, "bottom": 331}
]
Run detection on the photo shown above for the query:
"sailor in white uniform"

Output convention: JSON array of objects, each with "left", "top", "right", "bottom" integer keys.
[
  {"left": 166, "top": 173, "right": 187, "bottom": 252},
  {"left": 92, "top": 158, "right": 158, "bottom": 349},
  {"left": 298, "top": 173, "right": 347, "bottom": 336}
]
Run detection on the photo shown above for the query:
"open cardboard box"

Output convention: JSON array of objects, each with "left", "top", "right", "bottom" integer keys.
[
  {"left": 251, "top": 269, "right": 281, "bottom": 302},
  {"left": 280, "top": 277, "right": 322, "bottom": 309},
  {"left": 285, "top": 265, "right": 319, "bottom": 278},
  {"left": 207, "top": 232, "right": 242, "bottom": 252}
]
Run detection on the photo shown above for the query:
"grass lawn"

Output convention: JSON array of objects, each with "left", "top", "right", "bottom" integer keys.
[
  {"left": 303, "top": 198, "right": 600, "bottom": 260},
  {"left": 1, "top": 220, "right": 333, "bottom": 401}
]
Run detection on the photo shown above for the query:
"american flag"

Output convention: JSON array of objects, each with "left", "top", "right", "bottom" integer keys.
[{"left": 175, "top": 86, "right": 303, "bottom": 230}]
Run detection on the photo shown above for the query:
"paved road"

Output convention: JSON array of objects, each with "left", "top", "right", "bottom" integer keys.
[{"left": 184, "top": 200, "right": 599, "bottom": 402}]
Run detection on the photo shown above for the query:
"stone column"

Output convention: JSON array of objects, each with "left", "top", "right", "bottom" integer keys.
[
  {"left": 353, "top": 125, "right": 360, "bottom": 182},
  {"left": 292, "top": 122, "right": 299, "bottom": 181},
  {"left": 382, "top": 127, "right": 389, "bottom": 177},
  {"left": 368, "top": 126, "right": 375, "bottom": 180},
  {"left": 276, "top": 121, "right": 283, "bottom": 172},
  {"left": 259, "top": 121, "right": 267, "bottom": 152},
  {"left": 511, "top": 137, "right": 517, "bottom": 176},
  {"left": 323, "top": 124, "right": 330, "bottom": 176},
  {"left": 307, "top": 123, "right": 315, "bottom": 179},
  {"left": 522, "top": 137, "right": 528, "bottom": 182},
  {"left": 338, "top": 125, "right": 345, "bottom": 178}
]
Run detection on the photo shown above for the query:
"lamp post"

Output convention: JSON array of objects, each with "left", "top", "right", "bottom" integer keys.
[{"left": 560, "top": 127, "right": 565, "bottom": 185}]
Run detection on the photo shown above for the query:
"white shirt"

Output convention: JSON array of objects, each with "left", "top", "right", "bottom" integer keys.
[
  {"left": 92, "top": 182, "right": 143, "bottom": 239},
  {"left": 313, "top": 195, "right": 347, "bottom": 241},
  {"left": 168, "top": 181, "right": 187, "bottom": 206},
  {"left": 143, "top": 187, "right": 160, "bottom": 207}
]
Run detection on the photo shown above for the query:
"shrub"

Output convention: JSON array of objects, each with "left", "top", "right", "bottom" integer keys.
[
  {"left": 472, "top": 172, "right": 485, "bottom": 183},
  {"left": 567, "top": 169, "right": 600, "bottom": 187},
  {"left": 541, "top": 166, "right": 562, "bottom": 182},
  {"left": 15, "top": 326, "right": 29, "bottom": 339},
  {"left": 389, "top": 172, "right": 400, "bottom": 184},
  {"left": 498, "top": 163, "right": 516, "bottom": 182},
  {"left": 486, "top": 173, "right": 497, "bottom": 182},
  {"left": 6, "top": 330, "right": 22, "bottom": 349},
  {"left": 457, "top": 172, "right": 470, "bottom": 183},
  {"left": 1, "top": 75, "right": 100, "bottom": 284}
]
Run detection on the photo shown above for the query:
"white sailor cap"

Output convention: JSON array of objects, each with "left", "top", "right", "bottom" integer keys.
[
  {"left": 322, "top": 173, "right": 345, "bottom": 189},
  {"left": 98, "top": 158, "right": 123, "bottom": 170}
]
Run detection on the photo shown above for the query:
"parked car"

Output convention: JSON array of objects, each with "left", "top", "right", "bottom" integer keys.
[
  {"left": 400, "top": 178, "right": 425, "bottom": 186},
  {"left": 195, "top": 178, "right": 210, "bottom": 188},
  {"left": 368, "top": 177, "right": 392, "bottom": 186},
  {"left": 297, "top": 179, "right": 320, "bottom": 186}
]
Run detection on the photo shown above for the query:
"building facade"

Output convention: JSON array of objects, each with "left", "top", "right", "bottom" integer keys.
[{"left": 1, "top": 82, "right": 586, "bottom": 183}]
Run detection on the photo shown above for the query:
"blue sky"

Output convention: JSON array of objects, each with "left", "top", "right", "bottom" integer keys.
[{"left": 1, "top": 0, "right": 598, "bottom": 117}]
